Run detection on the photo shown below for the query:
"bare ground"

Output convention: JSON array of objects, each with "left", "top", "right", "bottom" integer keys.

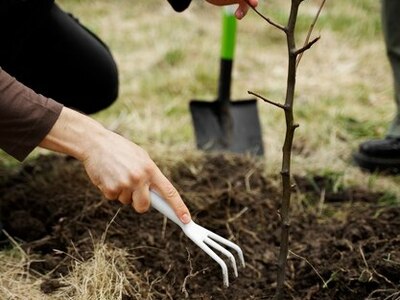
[{"left": 0, "top": 154, "right": 399, "bottom": 299}]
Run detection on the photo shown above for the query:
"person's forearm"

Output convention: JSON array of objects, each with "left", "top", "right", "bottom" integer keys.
[
  {"left": 38, "top": 107, "right": 105, "bottom": 161},
  {"left": 39, "top": 107, "right": 191, "bottom": 223},
  {"left": 0, "top": 68, "right": 64, "bottom": 161}
]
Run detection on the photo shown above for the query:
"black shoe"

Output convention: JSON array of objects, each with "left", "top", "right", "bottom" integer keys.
[{"left": 353, "top": 137, "right": 400, "bottom": 173}]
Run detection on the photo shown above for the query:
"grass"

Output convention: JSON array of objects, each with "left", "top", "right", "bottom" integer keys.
[
  {"left": 50, "top": 0, "right": 398, "bottom": 188},
  {"left": 0, "top": 232, "right": 158, "bottom": 300},
  {"left": 0, "top": 245, "right": 47, "bottom": 299},
  {"left": 49, "top": 239, "right": 157, "bottom": 299},
  {"left": 1, "top": 0, "right": 400, "bottom": 298}
]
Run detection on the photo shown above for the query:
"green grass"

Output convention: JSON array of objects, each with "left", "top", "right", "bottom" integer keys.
[{"left": 1, "top": 0, "right": 400, "bottom": 199}]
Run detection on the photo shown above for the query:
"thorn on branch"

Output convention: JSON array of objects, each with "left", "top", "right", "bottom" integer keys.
[{"left": 248, "top": 91, "right": 287, "bottom": 110}]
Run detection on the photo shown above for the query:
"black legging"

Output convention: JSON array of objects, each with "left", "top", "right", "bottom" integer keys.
[{"left": 0, "top": 2, "right": 118, "bottom": 114}]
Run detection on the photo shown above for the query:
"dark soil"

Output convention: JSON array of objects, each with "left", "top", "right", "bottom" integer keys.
[{"left": 0, "top": 154, "right": 399, "bottom": 299}]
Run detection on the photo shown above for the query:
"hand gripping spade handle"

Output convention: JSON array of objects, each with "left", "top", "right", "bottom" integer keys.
[{"left": 150, "top": 190, "right": 245, "bottom": 287}]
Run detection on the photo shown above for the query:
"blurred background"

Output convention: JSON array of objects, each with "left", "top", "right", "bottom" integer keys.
[{"left": 2, "top": 0, "right": 399, "bottom": 197}]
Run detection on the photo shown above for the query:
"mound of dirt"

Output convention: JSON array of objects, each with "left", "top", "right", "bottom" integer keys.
[{"left": 0, "top": 154, "right": 399, "bottom": 299}]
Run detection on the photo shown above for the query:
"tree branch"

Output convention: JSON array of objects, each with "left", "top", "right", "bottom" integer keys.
[
  {"left": 296, "top": 0, "right": 326, "bottom": 67},
  {"left": 248, "top": 91, "right": 287, "bottom": 110},
  {"left": 295, "top": 36, "right": 320, "bottom": 55},
  {"left": 275, "top": 0, "right": 300, "bottom": 299},
  {"left": 250, "top": 1, "right": 324, "bottom": 299},
  {"left": 244, "top": 0, "right": 287, "bottom": 32}
]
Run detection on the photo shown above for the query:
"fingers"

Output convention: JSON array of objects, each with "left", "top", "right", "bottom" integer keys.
[
  {"left": 236, "top": 0, "right": 258, "bottom": 19},
  {"left": 87, "top": 136, "right": 188, "bottom": 220},
  {"left": 235, "top": 3, "right": 248, "bottom": 19},
  {"left": 101, "top": 184, "right": 151, "bottom": 213},
  {"left": 98, "top": 184, "right": 120, "bottom": 201},
  {"left": 151, "top": 170, "right": 191, "bottom": 224},
  {"left": 131, "top": 185, "right": 151, "bottom": 213},
  {"left": 247, "top": 0, "right": 258, "bottom": 7},
  {"left": 118, "top": 189, "right": 133, "bottom": 205},
  {"left": 97, "top": 176, "right": 147, "bottom": 208},
  {"left": 100, "top": 174, "right": 188, "bottom": 222}
]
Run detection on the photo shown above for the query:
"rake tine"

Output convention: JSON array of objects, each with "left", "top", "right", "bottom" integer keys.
[
  {"left": 195, "top": 240, "right": 230, "bottom": 287},
  {"left": 207, "top": 231, "right": 245, "bottom": 267},
  {"left": 149, "top": 191, "right": 245, "bottom": 287},
  {"left": 204, "top": 237, "right": 238, "bottom": 277}
]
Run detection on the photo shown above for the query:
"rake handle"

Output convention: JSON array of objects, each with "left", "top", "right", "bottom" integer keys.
[{"left": 150, "top": 190, "right": 187, "bottom": 229}]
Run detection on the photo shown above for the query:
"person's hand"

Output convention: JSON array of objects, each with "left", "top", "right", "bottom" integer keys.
[
  {"left": 39, "top": 107, "right": 191, "bottom": 224},
  {"left": 205, "top": 0, "right": 258, "bottom": 19},
  {"left": 82, "top": 130, "right": 191, "bottom": 223}
]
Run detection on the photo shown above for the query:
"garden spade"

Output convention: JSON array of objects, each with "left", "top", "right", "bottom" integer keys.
[
  {"left": 190, "top": 6, "right": 263, "bottom": 156},
  {"left": 150, "top": 190, "right": 245, "bottom": 287}
]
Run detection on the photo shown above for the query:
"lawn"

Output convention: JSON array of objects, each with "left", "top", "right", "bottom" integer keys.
[{"left": 48, "top": 0, "right": 400, "bottom": 194}]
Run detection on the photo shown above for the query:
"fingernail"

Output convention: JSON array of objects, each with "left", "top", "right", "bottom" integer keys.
[
  {"left": 236, "top": 10, "right": 244, "bottom": 19},
  {"left": 180, "top": 213, "right": 191, "bottom": 224}
]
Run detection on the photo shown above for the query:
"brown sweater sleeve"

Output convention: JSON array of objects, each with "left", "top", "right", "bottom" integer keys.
[{"left": 0, "top": 68, "right": 63, "bottom": 161}]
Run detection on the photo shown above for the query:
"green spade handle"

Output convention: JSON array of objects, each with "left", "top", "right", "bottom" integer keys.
[
  {"left": 218, "top": 6, "right": 237, "bottom": 102},
  {"left": 221, "top": 6, "right": 237, "bottom": 61}
]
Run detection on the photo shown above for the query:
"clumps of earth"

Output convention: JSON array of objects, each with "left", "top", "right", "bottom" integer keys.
[{"left": 0, "top": 154, "right": 399, "bottom": 299}]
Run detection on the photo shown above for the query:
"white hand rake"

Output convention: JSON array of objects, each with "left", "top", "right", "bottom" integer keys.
[{"left": 150, "top": 190, "right": 245, "bottom": 287}]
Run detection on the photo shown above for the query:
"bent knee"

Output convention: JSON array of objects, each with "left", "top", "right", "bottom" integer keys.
[{"left": 80, "top": 59, "right": 119, "bottom": 114}]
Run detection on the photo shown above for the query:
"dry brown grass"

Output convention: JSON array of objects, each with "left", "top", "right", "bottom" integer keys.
[
  {"left": 0, "top": 228, "right": 163, "bottom": 300},
  {"left": 51, "top": 242, "right": 152, "bottom": 299},
  {"left": 0, "top": 240, "right": 49, "bottom": 300}
]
